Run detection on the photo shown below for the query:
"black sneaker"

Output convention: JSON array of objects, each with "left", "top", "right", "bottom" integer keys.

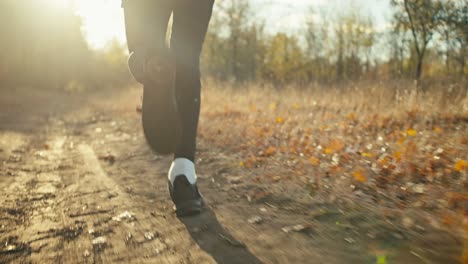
[
  {"left": 128, "top": 50, "right": 181, "bottom": 154},
  {"left": 168, "top": 175, "right": 204, "bottom": 217},
  {"left": 127, "top": 51, "right": 147, "bottom": 84}
]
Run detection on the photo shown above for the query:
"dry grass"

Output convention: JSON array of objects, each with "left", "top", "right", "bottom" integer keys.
[{"left": 199, "top": 80, "right": 467, "bottom": 205}]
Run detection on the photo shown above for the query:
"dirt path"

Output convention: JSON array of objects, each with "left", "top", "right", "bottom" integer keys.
[{"left": 0, "top": 87, "right": 462, "bottom": 263}]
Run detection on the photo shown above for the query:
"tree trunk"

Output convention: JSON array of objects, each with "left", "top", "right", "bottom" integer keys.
[{"left": 416, "top": 55, "right": 423, "bottom": 80}]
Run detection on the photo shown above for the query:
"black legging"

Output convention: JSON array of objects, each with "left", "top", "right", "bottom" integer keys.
[{"left": 122, "top": 0, "right": 214, "bottom": 161}]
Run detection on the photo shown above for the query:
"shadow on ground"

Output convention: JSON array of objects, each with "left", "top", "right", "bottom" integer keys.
[{"left": 179, "top": 208, "right": 262, "bottom": 264}]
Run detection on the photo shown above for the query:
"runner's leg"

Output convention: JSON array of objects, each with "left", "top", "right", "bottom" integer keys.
[
  {"left": 167, "top": 0, "right": 214, "bottom": 216},
  {"left": 171, "top": 0, "right": 214, "bottom": 162},
  {"left": 122, "top": 0, "right": 171, "bottom": 56},
  {"left": 123, "top": 0, "right": 180, "bottom": 154}
]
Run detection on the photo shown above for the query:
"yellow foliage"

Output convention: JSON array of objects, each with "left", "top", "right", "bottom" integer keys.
[{"left": 276, "top": 117, "right": 284, "bottom": 124}]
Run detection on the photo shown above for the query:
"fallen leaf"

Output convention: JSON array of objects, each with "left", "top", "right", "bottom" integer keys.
[
  {"left": 112, "top": 211, "right": 136, "bottom": 222},
  {"left": 441, "top": 214, "right": 457, "bottom": 227},
  {"left": 247, "top": 216, "right": 263, "bottom": 224},
  {"left": 397, "top": 137, "right": 406, "bottom": 145},
  {"left": 92, "top": 236, "right": 107, "bottom": 245},
  {"left": 272, "top": 176, "right": 281, "bottom": 182},
  {"left": 402, "top": 216, "right": 414, "bottom": 228},
  {"left": 412, "top": 184, "right": 425, "bottom": 194},
  {"left": 309, "top": 156, "right": 320, "bottom": 166},
  {"left": 394, "top": 151, "right": 402, "bottom": 161},
  {"left": 407, "top": 129, "right": 417, "bottom": 137},
  {"left": 455, "top": 159, "right": 466, "bottom": 172},
  {"left": 98, "top": 154, "right": 116, "bottom": 165},
  {"left": 377, "top": 255, "right": 387, "bottom": 264},
  {"left": 276, "top": 117, "right": 284, "bottom": 124},
  {"left": 353, "top": 170, "right": 367, "bottom": 183},
  {"left": 347, "top": 112, "right": 357, "bottom": 121},
  {"left": 144, "top": 232, "right": 156, "bottom": 240},
  {"left": 263, "top": 146, "right": 277, "bottom": 156},
  {"left": 324, "top": 148, "right": 333, "bottom": 155},
  {"left": 282, "top": 224, "right": 308, "bottom": 233}
]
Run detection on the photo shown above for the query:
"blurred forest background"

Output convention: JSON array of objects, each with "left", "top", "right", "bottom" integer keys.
[
  {"left": 0, "top": 0, "right": 129, "bottom": 91},
  {"left": 0, "top": 0, "right": 466, "bottom": 91}
]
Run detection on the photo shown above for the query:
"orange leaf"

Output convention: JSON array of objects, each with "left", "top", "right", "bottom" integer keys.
[
  {"left": 264, "top": 146, "right": 277, "bottom": 156},
  {"left": 455, "top": 160, "right": 467, "bottom": 172},
  {"left": 309, "top": 156, "right": 320, "bottom": 166},
  {"left": 397, "top": 137, "right": 406, "bottom": 145},
  {"left": 353, "top": 170, "right": 367, "bottom": 183},
  {"left": 324, "top": 148, "right": 333, "bottom": 155},
  {"left": 276, "top": 117, "right": 284, "bottom": 124},
  {"left": 379, "top": 156, "right": 390, "bottom": 166},
  {"left": 433, "top": 126, "right": 442, "bottom": 133},
  {"left": 329, "top": 140, "right": 345, "bottom": 152},
  {"left": 441, "top": 214, "right": 456, "bottom": 227},
  {"left": 320, "top": 125, "right": 329, "bottom": 131}
]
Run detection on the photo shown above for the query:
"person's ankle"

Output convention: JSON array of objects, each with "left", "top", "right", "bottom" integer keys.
[
  {"left": 168, "top": 158, "right": 197, "bottom": 185},
  {"left": 173, "top": 154, "right": 195, "bottom": 163}
]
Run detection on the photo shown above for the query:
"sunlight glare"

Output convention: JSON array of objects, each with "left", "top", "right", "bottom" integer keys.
[
  {"left": 45, "top": 0, "right": 69, "bottom": 9},
  {"left": 73, "top": 0, "right": 127, "bottom": 50}
]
